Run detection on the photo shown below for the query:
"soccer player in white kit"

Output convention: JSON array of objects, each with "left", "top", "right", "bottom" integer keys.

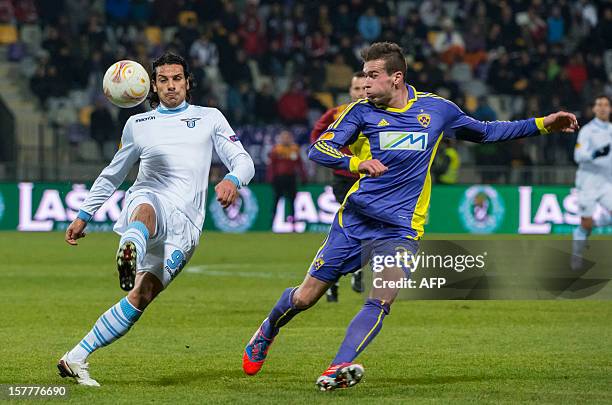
[
  {"left": 57, "top": 53, "right": 255, "bottom": 386},
  {"left": 572, "top": 95, "right": 612, "bottom": 269}
]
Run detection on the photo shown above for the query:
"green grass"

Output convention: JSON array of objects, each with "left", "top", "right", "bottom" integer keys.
[{"left": 1, "top": 231, "right": 611, "bottom": 404}]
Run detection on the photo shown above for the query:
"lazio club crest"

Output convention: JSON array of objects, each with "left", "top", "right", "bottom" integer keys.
[
  {"left": 181, "top": 117, "right": 201, "bottom": 128},
  {"left": 417, "top": 113, "right": 430, "bottom": 128}
]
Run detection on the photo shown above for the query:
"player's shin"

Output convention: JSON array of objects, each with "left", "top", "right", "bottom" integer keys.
[
  {"left": 67, "top": 297, "right": 143, "bottom": 362},
  {"left": 331, "top": 298, "right": 390, "bottom": 365},
  {"left": 261, "top": 287, "right": 301, "bottom": 338}
]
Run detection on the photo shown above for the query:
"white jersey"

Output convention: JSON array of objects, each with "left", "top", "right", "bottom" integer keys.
[
  {"left": 574, "top": 117, "right": 612, "bottom": 189},
  {"left": 80, "top": 102, "right": 255, "bottom": 230}
]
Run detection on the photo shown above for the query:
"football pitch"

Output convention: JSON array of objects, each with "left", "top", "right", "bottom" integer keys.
[{"left": 1, "top": 231, "right": 611, "bottom": 404}]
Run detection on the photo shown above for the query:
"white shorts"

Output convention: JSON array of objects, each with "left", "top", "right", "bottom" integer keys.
[
  {"left": 576, "top": 183, "right": 612, "bottom": 217},
  {"left": 114, "top": 190, "right": 201, "bottom": 288}
]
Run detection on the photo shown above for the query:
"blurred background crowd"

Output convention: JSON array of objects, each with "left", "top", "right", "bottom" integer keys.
[{"left": 0, "top": 0, "right": 610, "bottom": 184}]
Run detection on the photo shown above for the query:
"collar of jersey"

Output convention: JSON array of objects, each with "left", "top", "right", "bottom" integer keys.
[
  {"left": 375, "top": 84, "right": 418, "bottom": 113},
  {"left": 157, "top": 101, "right": 189, "bottom": 114},
  {"left": 593, "top": 117, "right": 610, "bottom": 129}
]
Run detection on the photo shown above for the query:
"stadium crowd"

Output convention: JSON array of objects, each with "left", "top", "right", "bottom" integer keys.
[{"left": 1, "top": 0, "right": 611, "bottom": 180}]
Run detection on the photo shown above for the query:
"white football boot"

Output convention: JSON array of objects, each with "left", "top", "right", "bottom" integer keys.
[{"left": 57, "top": 352, "right": 100, "bottom": 387}]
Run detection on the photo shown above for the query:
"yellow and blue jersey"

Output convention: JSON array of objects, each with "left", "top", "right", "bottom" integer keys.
[{"left": 308, "top": 85, "right": 549, "bottom": 239}]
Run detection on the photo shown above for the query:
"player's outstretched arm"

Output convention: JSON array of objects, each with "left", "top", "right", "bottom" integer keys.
[{"left": 446, "top": 99, "right": 578, "bottom": 143}]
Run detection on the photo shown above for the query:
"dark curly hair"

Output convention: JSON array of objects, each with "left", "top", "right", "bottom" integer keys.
[{"left": 148, "top": 52, "right": 194, "bottom": 108}]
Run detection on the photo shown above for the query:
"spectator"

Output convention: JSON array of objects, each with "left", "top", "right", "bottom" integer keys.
[
  {"left": 226, "top": 82, "right": 256, "bottom": 124},
  {"left": 190, "top": 32, "right": 219, "bottom": 68},
  {"left": 277, "top": 81, "right": 308, "bottom": 125},
  {"left": 305, "top": 31, "right": 329, "bottom": 59},
  {"left": 357, "top": 7, "right": 381, "bottom": 41},
  {"left": 324, "top": 54, "right": 353, "bottom": 95},
  {"left": 105, "top": 0, "right": 130, "bottom": 24},
  {"left": 30, "top": 65, "right": 49, "bottom": 106},
  {"left": 547, "top": 7, "right": 565, "bottom": 44},
  {"left": 151, "top": 0, "right": 179, "bottom": 27},
  {"left": 433, "top": 18, "right": 465, "bottom": 65},
  {"left": 89, "top": 97, "right": 116, "bottom": 157},
  {"left": 267, "top": 130, "right": 307, "bottom": 230},
  {"left": 463, "top": 25, "right": 487, "bottom": 69},
  {"left": 565, "top": 54, "right": 588, "bottom": 94},
  {"left": 419, "top": 0, "right": 442, "bottom": 28},
  {"left": 333, "top": 3, "right": 354, "bottom": 37},
  {"left": 473, "top": 97, "right": 498, "bottom": 122},
  {"left": 221, "top": 49, "right": 252, "bottom": 87},
  {"left": 176, "top": 12, "right": 199, "bottom": 52},
  {"left": 266, "top": 3, "right": 284, "bottom": 41},
  {"left": 238, "top": 3, "right": 265, "bottom": 58},
  {"left": 254, "top": 83, "right": 278, "bottom": 124}
]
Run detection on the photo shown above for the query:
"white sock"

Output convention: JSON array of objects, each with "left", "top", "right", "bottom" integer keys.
[
  {"left": 573, "top": 225, "right": 589, "bottom": 241},
  {"left": 120, "top": 221, "right": 149, "bottom": 266},
  {"left": 572, "top": 225, "right": 590, "bottom": 256},
  {"left": 67, "top": 297, "right": 143, "bottom": 363}
]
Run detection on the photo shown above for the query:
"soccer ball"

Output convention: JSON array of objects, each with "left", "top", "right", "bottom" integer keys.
[{"left": 102, "top": 60, "right": 150, "bottom": 108}]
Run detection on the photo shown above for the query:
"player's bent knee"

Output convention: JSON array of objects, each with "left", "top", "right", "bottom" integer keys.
[{"left": 130, "top": 203, "right": 157, "bottom": 236}]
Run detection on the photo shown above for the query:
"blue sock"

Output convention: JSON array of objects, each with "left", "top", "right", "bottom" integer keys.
[
  {"left": 261, "top": 287, "right": 300, "bottom": 338},
  {"left": 332, "top": 298, "right": 390, "bottom": 365},
  {"left": 67, "top": 297, "right": 143, "bottom": 362},
  {"left": 120, "top": 221, "right": 149, "bottom": 266}
]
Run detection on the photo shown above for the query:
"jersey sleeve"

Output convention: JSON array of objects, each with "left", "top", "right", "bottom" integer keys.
[
  {"left": 79, "top": 118, "right": 141, "bottom": 218},
  {"left": 307, "top": 101, "right": 364, "bottom": 173},
  {"left": 574, "top": 126, "right": 596, "bottom": 164},
  {"left": 443, "top": 100, "right": 548, "bottom": 143},
  {"left": 212, "top": 109, "right": 255, "bottom": 187},
  {"left": 310, "top": 107, "right": 337, "bottom": 144}
]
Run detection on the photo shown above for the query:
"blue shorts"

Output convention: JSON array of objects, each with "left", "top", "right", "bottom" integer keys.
[{"left": 308, "top": 205, "right": 420, "bottom": 283}]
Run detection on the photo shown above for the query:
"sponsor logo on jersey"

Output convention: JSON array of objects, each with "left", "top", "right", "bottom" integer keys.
[
  {"left": 135, "top": 116, "right": 155, "bottom": 123},
  {"left": 229, "top": 135, "right": 240, "bottom": 142},
  {"left": 377, "top": 118, "right": 390, "bottom": 127},
  {"left": 459, "top": 185, "right": 505, "bottom": 233},
  {"left": 417, "top": 113, "right": 431, "bottom": 128},
  {"left": 209, "top": 187, "right": 259, "bottom": 232},
  {"left": 379, "top": 131, "right": 428, "bottom": 151},
  {"left": 181, "top": 117, "right": 201, "bottom": 128}
]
